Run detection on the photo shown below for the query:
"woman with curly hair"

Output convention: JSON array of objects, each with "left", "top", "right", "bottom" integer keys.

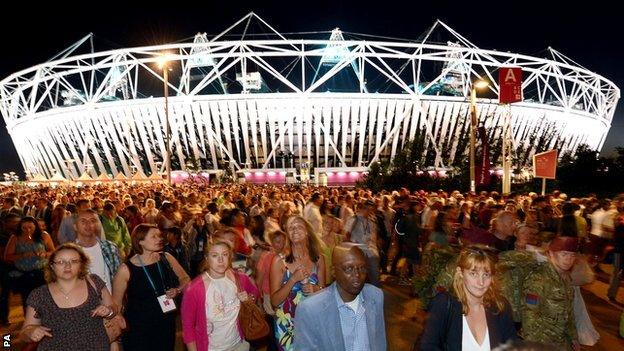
[
  {"left": 420, "top": 246, "right": 516, "bottom": 351},
  {"left": 20, "top": 243, "right": 118, "bottom": 350}
]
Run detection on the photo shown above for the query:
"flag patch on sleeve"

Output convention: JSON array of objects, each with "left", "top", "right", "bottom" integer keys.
[{"left": 525, "top": 293, "right": 539, "bottom": 306}]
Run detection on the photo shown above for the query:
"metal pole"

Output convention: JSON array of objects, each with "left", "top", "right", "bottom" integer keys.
[
  {"left": 164, "top": 67, "right": 171, "bottom": 186},
  {"left": 469, "top": 87, "right": 477, "bottom": 193},
  {"left": 541, "top": 178, "right": 546, "bottom": 196},
  {"left": 502, "top": 105, "right": 512, "bottom": 194}
]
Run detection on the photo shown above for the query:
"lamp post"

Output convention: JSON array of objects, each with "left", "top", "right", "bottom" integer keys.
[
  {"left": 157, "top": 54, "right": 173, "bottom": 186},
  {"left": 469, "top": 80, "right": 489, "bottom": 193}
]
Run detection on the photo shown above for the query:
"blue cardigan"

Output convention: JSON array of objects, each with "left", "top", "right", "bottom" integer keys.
[{"left": 420, "top": 292, "right": 517, "bottom": 351}]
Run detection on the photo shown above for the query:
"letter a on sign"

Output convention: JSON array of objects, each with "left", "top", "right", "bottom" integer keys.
[{"left": 499, "top": 67, "right": 523, "bottom": 104}]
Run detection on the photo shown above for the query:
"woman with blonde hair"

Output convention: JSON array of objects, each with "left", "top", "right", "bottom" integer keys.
[
  {"left": 270, "top": 215, "right": 325, "bottom": 351},
  {"left": 420, "top": 246, "right": 516, "bottom": 350},
  {"left": 181, "top": 240, "right": 260, "bottom": 351}
]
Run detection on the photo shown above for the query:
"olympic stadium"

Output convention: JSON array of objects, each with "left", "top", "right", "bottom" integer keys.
[{"left": 0, "top": 13, "right": 619, "bottom": 185}]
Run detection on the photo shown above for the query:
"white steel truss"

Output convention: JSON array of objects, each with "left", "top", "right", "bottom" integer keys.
[{"left": 0, "top": 13, "right": 618, "bottom": 179}]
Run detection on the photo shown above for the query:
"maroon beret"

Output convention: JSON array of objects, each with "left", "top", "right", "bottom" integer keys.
[{"left": 549, "top": 236, "right": 579, "bottom": 252}]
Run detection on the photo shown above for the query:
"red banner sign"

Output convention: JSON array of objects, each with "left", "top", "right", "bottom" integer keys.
[
  {"left": 533, "top": 149, "right": 558, "bottom": 179},
  {"left": 499, "top": 67, "right": 523, "bottom": 104},
  {"left": 475, "top": 126, "right": 491, "bottom": 186}
]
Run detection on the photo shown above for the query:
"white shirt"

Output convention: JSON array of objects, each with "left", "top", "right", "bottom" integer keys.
[
  {"left": 264, "top": 218, "right": 281, "bottom": 243},
  {"left": 344, "top": 293, "right": 360, "bottom": 314},
  {"left": 590, "top": 208, "right": 616, "bottom": 239},
  {"left": 340, "top": 206, "right": 355, "bottom": 224},
  {"left": 462, "top": 315, "right": 490, "bottom": 351},
  {"left": 205, "top": 273, "right": 241, "bottom": 351},
  {"left": 304, "top": 202, "right": 324, "bottom": 236},
  {"left": 82, "top": 241, "right": 112, "bottom": 292}
]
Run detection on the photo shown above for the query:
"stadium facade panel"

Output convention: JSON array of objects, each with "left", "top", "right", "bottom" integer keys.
[{"left": 0, "top": 15, "right": 618, "bottom": 179}]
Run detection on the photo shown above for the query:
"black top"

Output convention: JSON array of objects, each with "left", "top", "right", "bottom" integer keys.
[
  {"left": 27, "top": 274, "right": 109, "bottom": 351},
  {"left": 420, "top": 292, "right": 517, "bottom": 351},
  {"left": 122, "top": 257, "right": 177, "bottom": 351}
]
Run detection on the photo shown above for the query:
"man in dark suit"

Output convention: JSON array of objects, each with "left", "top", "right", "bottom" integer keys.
[{"left": 294, "top": 243, "right": 387, "bottom": 351}]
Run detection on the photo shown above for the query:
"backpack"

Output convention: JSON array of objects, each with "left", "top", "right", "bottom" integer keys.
[
  {"left": 496, "top": 250, "right": 543, "bottom": 322},
  {"left": 412, "top": 244, "right": 459, "bottom": 309}
]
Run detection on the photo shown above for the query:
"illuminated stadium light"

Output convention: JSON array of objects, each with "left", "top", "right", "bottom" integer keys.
[
  {"left": 0, "top": 13, "right": 618, "bottom": 180},
  {"left": 320, "top": 28, "right": 350, "bottom": 66}
]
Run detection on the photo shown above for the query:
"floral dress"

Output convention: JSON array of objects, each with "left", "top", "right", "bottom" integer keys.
[{"left": 274, "top": 264, "right": 319, "bottom": 351}]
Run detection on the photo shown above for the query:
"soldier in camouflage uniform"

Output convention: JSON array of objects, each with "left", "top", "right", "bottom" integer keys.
[{"left": 521, "top": 236, "right": 580, "bottom": 350}]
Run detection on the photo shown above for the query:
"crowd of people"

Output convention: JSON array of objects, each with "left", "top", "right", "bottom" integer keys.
[{"left": 0, "top": 181, "right": 622, "bottom": 350}]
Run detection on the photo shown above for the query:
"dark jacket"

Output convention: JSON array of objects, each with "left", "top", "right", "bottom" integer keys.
[{"left": 420, "top": 292, "right": 517, "bottom": 351}]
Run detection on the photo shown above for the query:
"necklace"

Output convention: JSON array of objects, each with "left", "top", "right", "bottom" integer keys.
[{"left": 56, "top": 283, "right": 76, "bottom": 300}]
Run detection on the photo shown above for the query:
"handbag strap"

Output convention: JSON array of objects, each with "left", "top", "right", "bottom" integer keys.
[
  {"left": 232, "top": 270, "right": 243, "bottom": 294},
  {"left": 85, "top": 274, "right": 103, "bottom": 304}
]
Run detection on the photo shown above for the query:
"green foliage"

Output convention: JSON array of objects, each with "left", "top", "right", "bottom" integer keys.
[
  {"left": 553, "top": 144, "right": 624, "bottom": 197},
  {"left": 218, "top": 165, "right": 234, "bottom": 184},
  {"left": 357, "top": 136, "right": 500, "bottom": 192}
]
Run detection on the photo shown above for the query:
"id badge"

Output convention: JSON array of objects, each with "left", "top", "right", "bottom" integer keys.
[{"left": 157, "top": 294, "right": 177, "bottom": 313}]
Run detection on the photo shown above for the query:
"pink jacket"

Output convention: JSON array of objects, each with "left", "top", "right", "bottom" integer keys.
[{"left": 181, "top": 270, "right": 260, "bottom": 351}]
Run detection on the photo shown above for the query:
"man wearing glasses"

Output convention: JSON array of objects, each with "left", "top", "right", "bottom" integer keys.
[{"left": 293, "top": 243, "right": 387, "bottom": 351}]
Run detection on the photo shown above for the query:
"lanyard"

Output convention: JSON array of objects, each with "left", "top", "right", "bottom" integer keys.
[{"left": 136, "top": 255, "right": 167, "bottom": 295}]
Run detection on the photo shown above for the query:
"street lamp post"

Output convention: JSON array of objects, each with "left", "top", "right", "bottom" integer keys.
[
  {"left": 158, "top": 54, "right": 173, "bottom": 186},
  {"left": 469, "top": 80, "right": 489, "bottom": 193}
]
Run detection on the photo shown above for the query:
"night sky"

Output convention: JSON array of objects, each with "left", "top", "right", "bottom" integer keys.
[{"left": 1, "top": 0, "right": 622, "bottom": 177}]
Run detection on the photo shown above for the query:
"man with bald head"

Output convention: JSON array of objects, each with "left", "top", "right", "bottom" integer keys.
[
  {"left": 294, "top": 243, "right": 387, "bottom": 351},
  {"left": 490, "top": 210, "right": 518, "bottom": 251}
]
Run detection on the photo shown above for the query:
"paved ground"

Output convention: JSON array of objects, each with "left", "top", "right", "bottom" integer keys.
[{"left": 1, "top": 271, "right": 622, "bottom": 350}]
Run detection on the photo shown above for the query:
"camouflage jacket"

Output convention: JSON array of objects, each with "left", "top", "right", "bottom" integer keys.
[
  {"left": 496, "top": 250, "right": 543, "bottom": 322},
  {"left": 521, "top": 261, "right": 577, "bottom": 349},
  {"left": 412, "top": 244, "right": 458, "bottom": 308}
]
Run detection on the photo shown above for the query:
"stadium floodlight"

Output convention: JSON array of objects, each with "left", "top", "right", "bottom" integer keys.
[
  {"left": 157, "top": 52, "right": 174, "bottom": 186},
  {"left": 0, "top": 14, "right": 618, "bottom": 184},
  {"left": 320, "top": 28, "right": 350, "bottom": 66}
]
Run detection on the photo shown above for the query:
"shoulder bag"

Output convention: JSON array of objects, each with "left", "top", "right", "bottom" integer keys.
[
  {"left": 233, "top": 272, "right": 270, "bottom": 340},
  {"left": 86, "top": 275, "right": 126, "bottom": 343}
]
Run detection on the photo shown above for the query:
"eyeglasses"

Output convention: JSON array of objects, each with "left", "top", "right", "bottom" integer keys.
[
  {"left": 52, "top": 259, "right": 82, "bottom": 266},
  {"left": 340, "top": 266, "right": 368, "bottom": 275}
]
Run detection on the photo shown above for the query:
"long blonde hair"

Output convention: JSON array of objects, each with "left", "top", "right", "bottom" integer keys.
[
  {"left": 284, "top": 215, "right": 322, "bottom": 264},
  {"left": 452, "top": 246, "right": 505, "bottom": 314}
]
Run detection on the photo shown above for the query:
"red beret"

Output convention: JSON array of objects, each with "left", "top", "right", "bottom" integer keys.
[{"left": 549, "top": 236, "right": 579, "bottom": 252}]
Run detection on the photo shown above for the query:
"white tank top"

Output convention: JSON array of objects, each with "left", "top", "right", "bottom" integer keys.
[{"left": 462, "top": 315, "right": 490, "bottom": 351}]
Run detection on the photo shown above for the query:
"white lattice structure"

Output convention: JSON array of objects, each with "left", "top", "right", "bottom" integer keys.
[{"left": 0, "top": 13, "right": 619, "bottom": 179}]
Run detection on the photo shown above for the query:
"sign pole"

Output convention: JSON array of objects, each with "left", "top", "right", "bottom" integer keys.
[
  {"left": 502, "top": 105, "right": 512, "bottom": 194},
  {"left": 498, "top": 67, "right": 522, "bottom": 195},
  {"left": 533, "top": 149, "right": 557, "bottom": 195}
]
